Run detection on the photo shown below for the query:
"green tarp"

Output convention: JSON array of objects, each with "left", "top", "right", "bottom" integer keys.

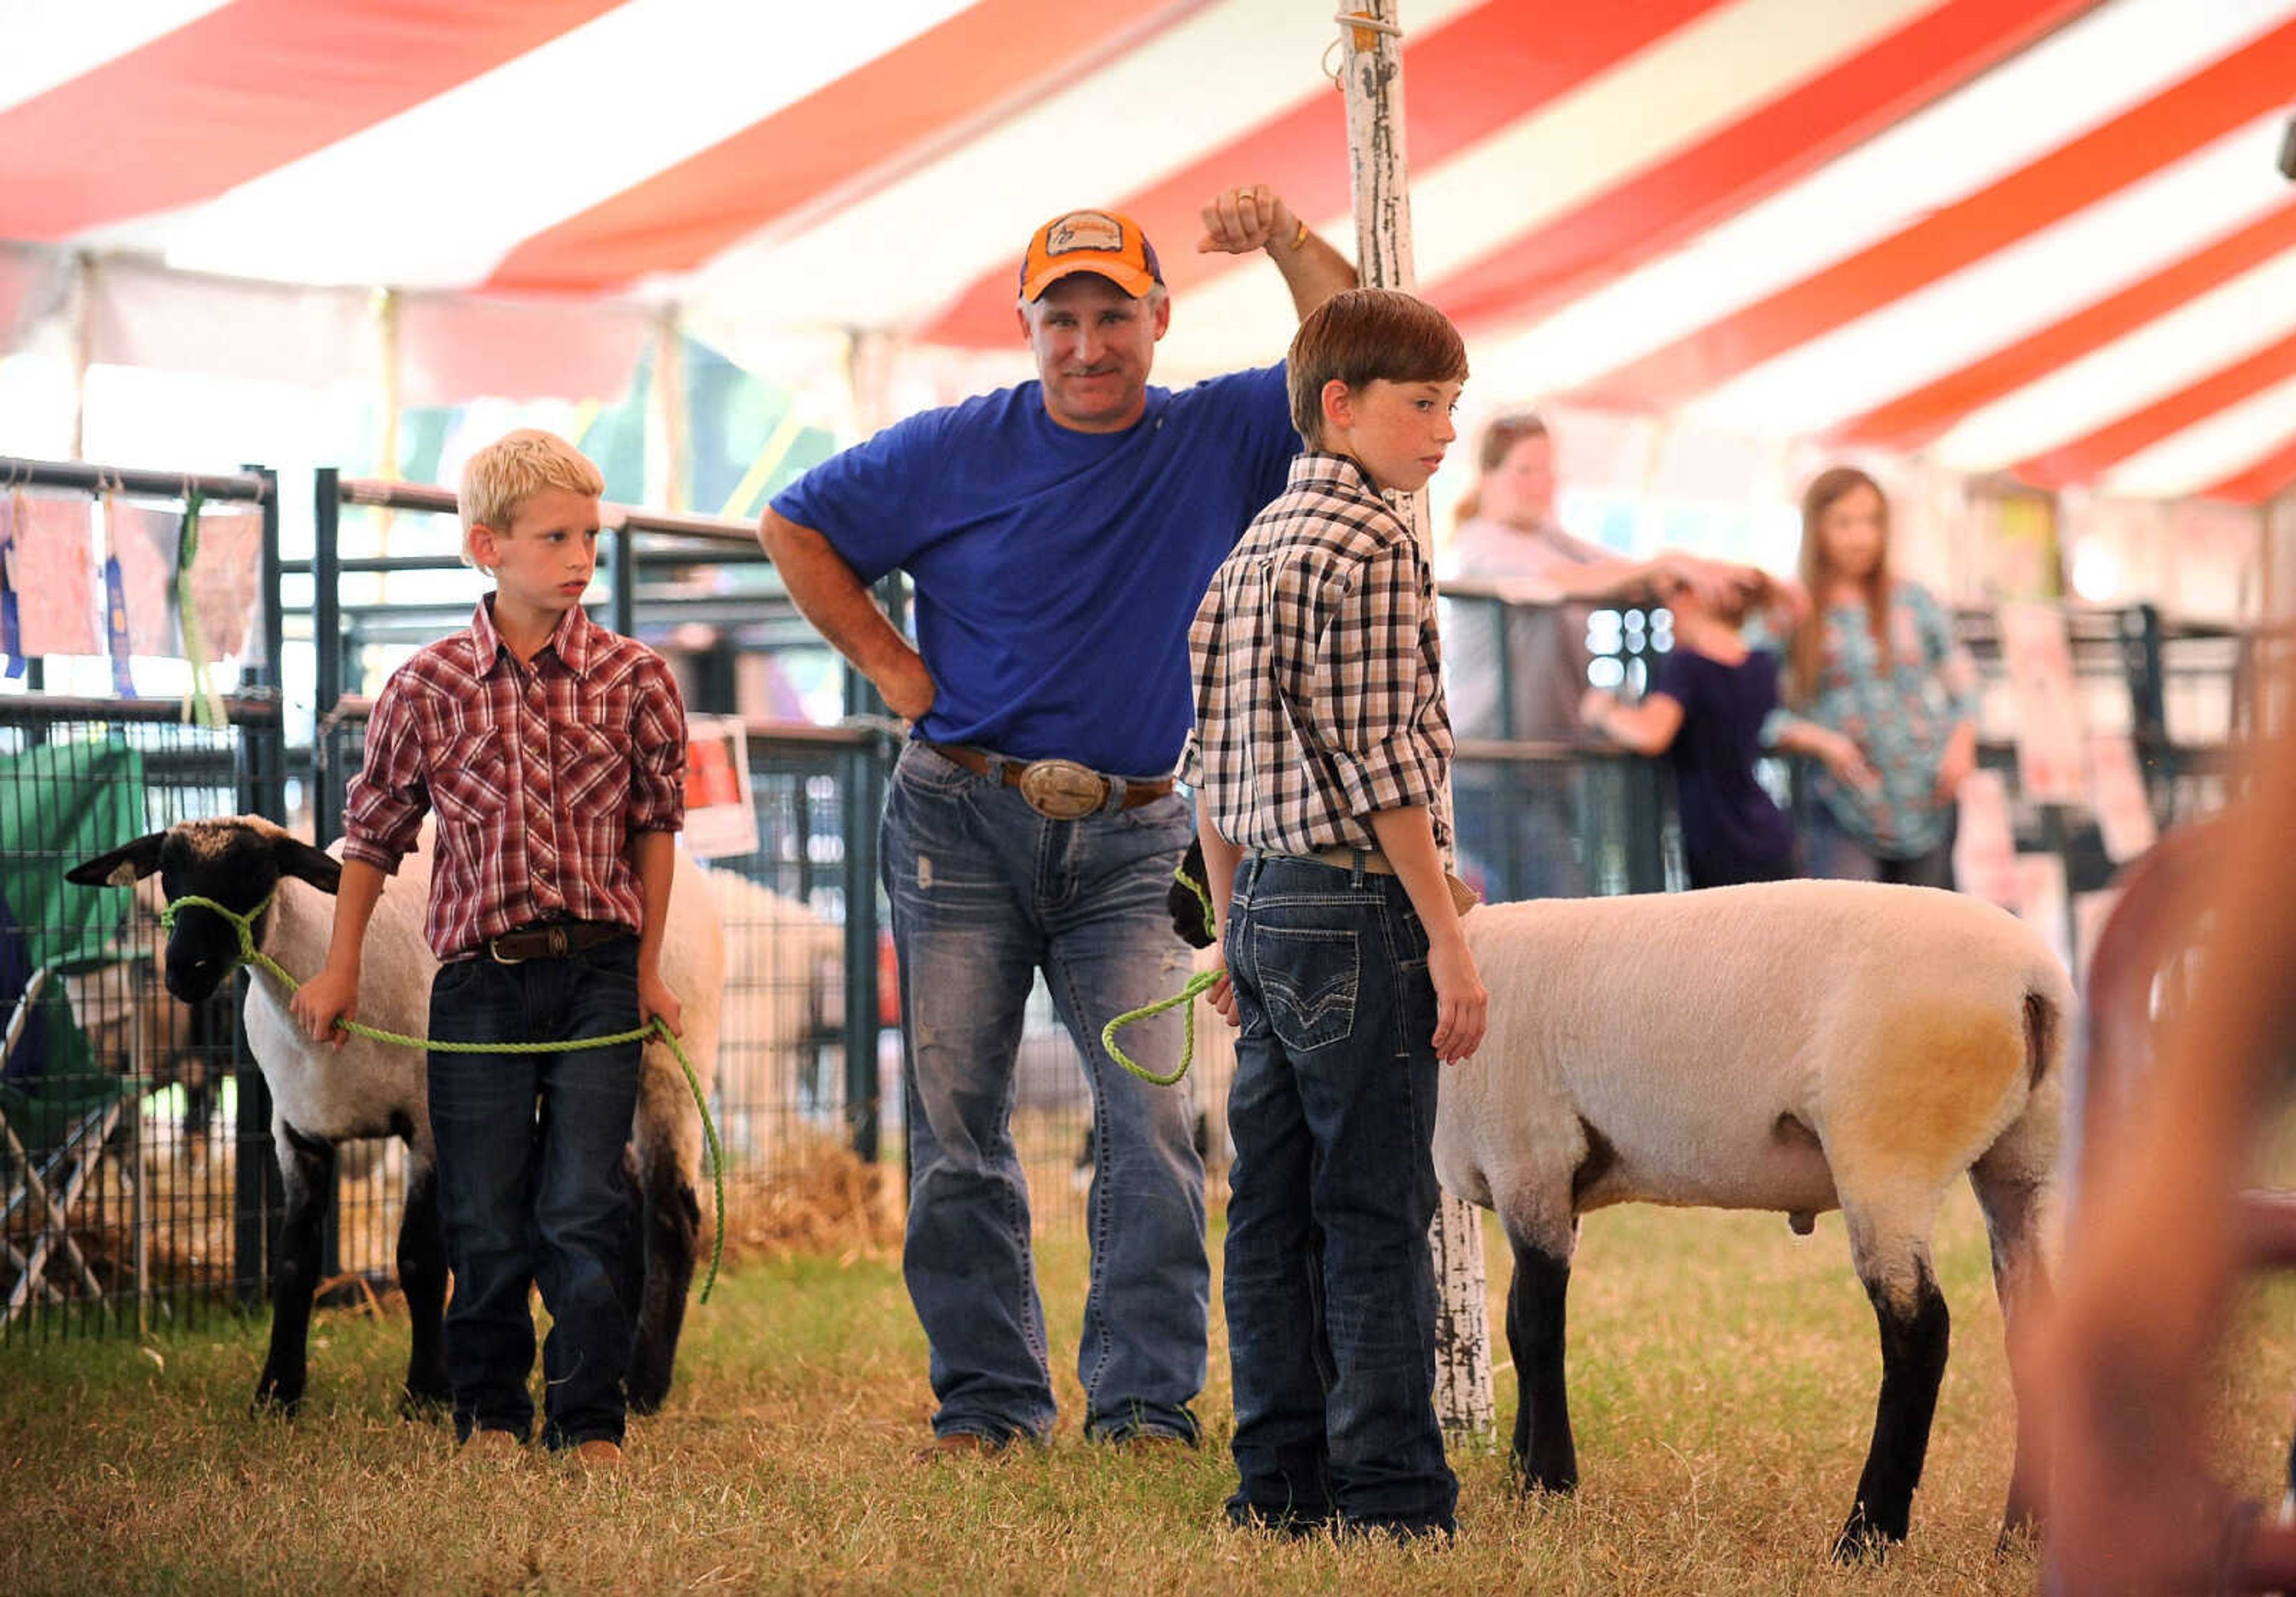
[{"left": 0, "top": 737, "right": 147, "bottom": 1150}]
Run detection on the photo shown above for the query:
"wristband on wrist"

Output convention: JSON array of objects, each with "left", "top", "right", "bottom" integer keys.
[{"left": 1287, "top": 218, "right": 1308, "bottom": 251}]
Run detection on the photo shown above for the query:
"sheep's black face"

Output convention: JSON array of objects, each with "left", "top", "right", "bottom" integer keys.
[
  {"left": 157, "top": 827, "right": 283, "bottom": 1005},
  {"left": 67, "top": 818, "right": 344, "bottom": 1007}
]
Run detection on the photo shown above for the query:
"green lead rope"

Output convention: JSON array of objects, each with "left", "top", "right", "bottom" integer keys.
[
  {"left": 163, "top": 891, "right": 727, "bottom": 1301},
  {"left": 1101, "top": 860, "right": 1221, "bottom": 1088}
]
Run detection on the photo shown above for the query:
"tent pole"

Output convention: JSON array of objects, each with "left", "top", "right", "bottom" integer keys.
[
  {"left": 647, "top": 303, "right": 688, "bottom": 512},
  {"left": 1336, "top": 0, "right": 1496, "bottom": 1441},
  {"left": 374, "top": 288, "right": 401, "bottom": 597},
  {"left": 68, "top": 252, "right": 94, "bottom": 462}
]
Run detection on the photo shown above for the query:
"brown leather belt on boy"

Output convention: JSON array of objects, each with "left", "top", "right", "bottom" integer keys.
[{"left": 486, "top": 919, "right": 625, "bottom": 964}]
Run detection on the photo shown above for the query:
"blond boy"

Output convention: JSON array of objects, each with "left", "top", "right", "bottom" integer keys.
[{"left": 292, "top": 429, "right": 687, "bottom": 1462}]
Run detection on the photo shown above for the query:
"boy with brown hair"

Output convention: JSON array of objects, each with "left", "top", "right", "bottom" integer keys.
[
  {"left": 291, "top": 429, "right": 688, "bottom": 1465},
  {"left": 1185, "top": 287, "right": 1486, "bottom": 1539}
]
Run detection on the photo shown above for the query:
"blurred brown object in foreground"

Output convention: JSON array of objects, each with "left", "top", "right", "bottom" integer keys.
[{"left": 2038, "top": 664, "right": 2296, "bottom": 1595}]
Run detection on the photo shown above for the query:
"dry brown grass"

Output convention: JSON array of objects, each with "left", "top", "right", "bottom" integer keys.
[
  {"left": 5, "top": 1175, "right": 2295, "bottom": 1596},
  {"left": 715, "top": 1137, "right": 905, "bottom": 1267}
]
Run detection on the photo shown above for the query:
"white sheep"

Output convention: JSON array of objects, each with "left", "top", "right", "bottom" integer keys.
[
  {"left": 698, "top": 865, "right": 848, "bottom": 1160},
  {"left": 1436, "top": 880, "right": 2066, "bottom": 1559},
  {"left": 1168, "top": 847, "right": 2065, "bottom": 1558},
  {"left": 68, "top": 816, "right": 725, "bottom": 1420}
]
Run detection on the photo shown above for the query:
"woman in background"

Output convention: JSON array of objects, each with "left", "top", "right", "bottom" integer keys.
[{"left": 1785, "top": 466, "right": 1979, "bottom": 887}]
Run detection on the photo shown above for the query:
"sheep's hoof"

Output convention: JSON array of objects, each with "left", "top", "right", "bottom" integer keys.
[
  {"left": 249, "top": 1383, "right": 303, "bottom": 1420},
  {"left": 1994, "top": 1518, "right": 2042, "bottom": 1559},
  {"left": 1509, "top": 1460, "right": 1578, "bottom": 1498},
  {"left": 1830, "top": 1513, "right": 1900, "bottom": 1564},
  {"left": 627, "top": 1357, "right": 672, "bottom": 1416}
]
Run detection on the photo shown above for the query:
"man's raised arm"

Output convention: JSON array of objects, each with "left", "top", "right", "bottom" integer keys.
[{"left": 1197, "top": 184, "right": 1357, "bottom": 322}]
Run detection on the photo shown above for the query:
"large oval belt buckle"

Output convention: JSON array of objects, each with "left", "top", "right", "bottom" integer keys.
[{"left": 1018, "top": 758, "right": 1107, "bottom": 820}]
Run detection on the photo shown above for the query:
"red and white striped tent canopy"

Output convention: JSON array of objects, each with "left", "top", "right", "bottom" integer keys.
[{"left": 4, "top": 0, "right": 2294, "bottom": 505}]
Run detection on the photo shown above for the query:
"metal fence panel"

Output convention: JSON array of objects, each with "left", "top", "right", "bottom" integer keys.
[{"left": 0, "top": 698, "right": 286, "bottom": 1342}]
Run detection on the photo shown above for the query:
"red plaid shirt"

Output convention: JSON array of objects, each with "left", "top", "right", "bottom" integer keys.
[{"left": 343, "top": 597, "right": 688, "bottom": 960}]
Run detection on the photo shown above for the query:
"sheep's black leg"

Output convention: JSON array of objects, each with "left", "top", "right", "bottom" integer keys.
[
  {"left": 1507, "top": 1236, "right": 1577, "bottom": 1494},
  {"left": 625, "top": 1141, "right": 697, "bottom": 1416},
  {"left": 1834, "top": 1262, "right": 1950, "bottom": 1562},
  {"left": 395, "top": 1124, "right": 450, "bottom": 1417},
  {"left": 253, "top": 1122, "right": 334, "bottom": 1416}
]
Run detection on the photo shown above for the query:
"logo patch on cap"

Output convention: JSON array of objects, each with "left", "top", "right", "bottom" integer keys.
[{"left": 1045, "top": 210, "right": 1126, "bottom": 256}]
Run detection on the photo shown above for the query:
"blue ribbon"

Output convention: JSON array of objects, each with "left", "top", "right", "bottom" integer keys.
[
  {"left": 0, "top": 494, "right": 22, "bottom": 679},
  {"left": 103, "top": 496, "right": 135, "bottom": 698}
]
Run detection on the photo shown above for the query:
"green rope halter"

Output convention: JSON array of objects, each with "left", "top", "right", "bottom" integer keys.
[
  {"left": 163, "top": 890, "right": 726, "bottom": 1300},
  {"left": 1100, "top": 859, "right": 1223, "bottom": 1088}
]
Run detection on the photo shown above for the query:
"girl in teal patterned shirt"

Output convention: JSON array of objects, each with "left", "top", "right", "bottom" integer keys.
[{"left": 1782, "top": 466, "right": 1980, "bottom": 887}]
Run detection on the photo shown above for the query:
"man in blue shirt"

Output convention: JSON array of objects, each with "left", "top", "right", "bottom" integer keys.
[{"left": 761, "top": 187, "right": 1354, "bottom": 1456}]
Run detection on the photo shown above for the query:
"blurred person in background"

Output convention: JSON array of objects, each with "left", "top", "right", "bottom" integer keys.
[
  {"left": 1782, "top": 466, "right": 1978, "bottom": 888},
  {"left": 1580, "top": 568, "right": 1873, "bottom": 890},
  {"left": 1440, "top": 411, "right": 1753, "bottom": 898}
]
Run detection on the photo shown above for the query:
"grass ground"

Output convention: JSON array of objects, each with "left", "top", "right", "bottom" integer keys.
[{"left": 5, "top": 1178, "right": 2293, "bottom": 1596}]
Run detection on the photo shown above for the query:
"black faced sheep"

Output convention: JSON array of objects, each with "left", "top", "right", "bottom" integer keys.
[
  {"left": 1171, "top": 842, "right": 2065, "bottom": 1559},
  {"left": 68, "top": 816, "right": 725, "bottom": 1420}
]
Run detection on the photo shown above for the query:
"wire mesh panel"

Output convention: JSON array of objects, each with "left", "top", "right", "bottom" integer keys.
[
  {"left": 0, "top": 697, "right": 287, "bottom": 1343},
  {"left": 689, "top": 735, "right": 880, "bottom": 1177}
]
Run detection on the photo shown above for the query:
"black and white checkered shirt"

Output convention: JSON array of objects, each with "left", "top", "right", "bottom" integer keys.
[{"left": 1183, "top": 452, "right": 1454, "bottom": 855}]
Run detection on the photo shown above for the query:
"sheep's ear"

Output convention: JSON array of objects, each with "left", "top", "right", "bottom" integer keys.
[
  {"left": 1167, "top": 837, "right": 1217, "bottom": 949},
  {"left": 66, "top": 833, "right": 168, "bottom": 888},
  {"left": 271, "top": 836, "right": 343, "bottom": 896}
]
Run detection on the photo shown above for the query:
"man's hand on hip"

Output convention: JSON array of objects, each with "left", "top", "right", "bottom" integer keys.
[{"left": 878, "top": 652, "right": 938, "bottom": 727}]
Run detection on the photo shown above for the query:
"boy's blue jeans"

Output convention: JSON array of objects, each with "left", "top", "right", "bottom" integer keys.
[
  {"left": 881, "top": 741, "right": 1208, "bottom": 1445},
  {"left": 426, "top": 936, "right": 642, "bottom": 1449},
  {"left": 1222, "top": 853, "right": 1458, "bottom": 1535}
]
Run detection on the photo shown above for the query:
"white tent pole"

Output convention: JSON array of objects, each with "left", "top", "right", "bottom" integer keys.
[
  {"left": 1336, "top": 0, "right": 1496, "bottom": 1442},
  {"left": 375, "top": 289, "right": 402, "bottom": 484},
  {"left": 646, "top": 303, "right": 688, "bottom": 512},
  {"left": 68, "top": 251, "right": 94, "bottom": 462},
  {"left": 374, "top": 287, "right": 401, "bottom": 596}
]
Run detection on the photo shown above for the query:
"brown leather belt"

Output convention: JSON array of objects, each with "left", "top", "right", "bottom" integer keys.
[
  {"left": 1255, "top": 847, "right": 1483, "bottom": 917},
  {"left": 486, "top": 920, "right": 628, "bottom": 964},
  {"left": 923, "top": 743, "right": 1174, "bottom": 817}
]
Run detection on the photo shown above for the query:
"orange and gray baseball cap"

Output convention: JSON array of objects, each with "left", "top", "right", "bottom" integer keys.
[{"left": 1018, "top": 208, "right": 1164, "bottom": 301}]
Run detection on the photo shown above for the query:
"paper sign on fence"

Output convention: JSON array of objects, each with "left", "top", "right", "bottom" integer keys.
[
  {"left": 2085, "top": 731, "right": 2157, "bottom": 864},
  {"left": 1952, "top": 769, "right": 2019, "bottom": 909},
  {"left": 188, "top": 507, "right": 264, "bottom": 662},
  {"left": 109, "top": 499, "right": 181, "bottom": 655},
  {"left": 683, "top": 716, "right": 759, "bottom": 860},
  {"left": 10, "top": 494, "right": 97, "bottom": 656},
  {"left": 1996, "top": 601, "right": 2087, "bottom": 805}
]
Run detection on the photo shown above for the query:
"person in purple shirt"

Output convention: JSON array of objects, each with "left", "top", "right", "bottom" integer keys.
[{"left": 1581, "top": 571, "right": 1876, "bottom": 890}]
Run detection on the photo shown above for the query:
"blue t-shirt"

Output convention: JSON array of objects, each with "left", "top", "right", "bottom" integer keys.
[
  {"left": 772, "top": 365, "right": 1297, "bottom": 774},
  {"left": 1649, "top": 644, "right": 1796, "bottom": 888}
]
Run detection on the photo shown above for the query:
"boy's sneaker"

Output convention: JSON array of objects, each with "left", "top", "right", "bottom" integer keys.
[{"left": 572, "top": 1440, "right": 624, "bottom": 1468}]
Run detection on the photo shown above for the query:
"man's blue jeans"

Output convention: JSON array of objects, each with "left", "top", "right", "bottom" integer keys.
[
  {"left": 881, "top": 741, "right": 1207, "bottom": 1445},
  {"left": 426, "top": 936, "right": 642, "bottom": 1449},
  {"left": 1222, "top": 853, "right": 1458, "bottom": 1535}
]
